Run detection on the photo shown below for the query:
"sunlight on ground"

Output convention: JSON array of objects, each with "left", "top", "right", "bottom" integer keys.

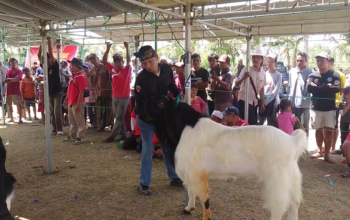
[{"left": 15, "top": 216, "right": 31, "bottom": 220}]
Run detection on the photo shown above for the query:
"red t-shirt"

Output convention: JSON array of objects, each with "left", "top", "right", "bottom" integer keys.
[
  {"left": 223, "top": 118, "right": 249, "bottom": 127},
  {"left": 6, "top": 68, "right": 23, "bottom": 96},
  {"left": 67, "top": 71, "right": 87, "bottom": 105},
  {"left": 107, "top": 63, "right": 131, "bottom": 98}
]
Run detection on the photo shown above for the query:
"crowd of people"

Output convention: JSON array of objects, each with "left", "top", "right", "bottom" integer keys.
[{"left": 1, "top": 38, "right": 350, "bottom": 194}]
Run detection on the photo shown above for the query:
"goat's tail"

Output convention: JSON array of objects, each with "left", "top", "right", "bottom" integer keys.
[{"left": 291, "top": 129, "right": 308, "bottom": 159}]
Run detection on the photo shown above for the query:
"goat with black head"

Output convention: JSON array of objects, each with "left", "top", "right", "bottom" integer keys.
[
  {"left": 144, "top": 95, "right": 307, "bottom": 220},
  {"left": 0, "top": 136, "right": 15, "bottom": 220}
]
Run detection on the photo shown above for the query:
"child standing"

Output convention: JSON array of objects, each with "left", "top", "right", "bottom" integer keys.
[
  {"left": 277, "top": 99, "right": 298, "bottom": 135},
  {"left": 37, "top": 82, "right": 45, "bottom": 123},
  {"left": 190, "top": 83, "right": 206, "bottom": 114},
  {"left": 21, "top": 67, "right": 37, "bottom": 121}
]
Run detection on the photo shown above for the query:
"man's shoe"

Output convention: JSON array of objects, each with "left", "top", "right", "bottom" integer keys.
[
  {"left": 170, "top": 178, "right": 183, "bottom": 187},
  {"left": 74, "top": 138, "right": 84, "bottom": 145},
  {"left": 57, "top": 131, "right": 64, "bottom": 136},
  {"left": 139, "top": 183, "right": 152, "bottom": 196},
  {"left": 104, "top": 137, "right": 114, "bottom": 143}
]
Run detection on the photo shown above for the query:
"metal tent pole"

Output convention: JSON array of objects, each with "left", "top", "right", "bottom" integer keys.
[
  {"left": 1, "top": 28, "right": 5, "bottom": 125},
  {"left": 40, "top": 22, "right": 53, "bottom": 174},
  {"left": 2, "top": 28, "right": 5, "bottom": 65},
  {"left": 184, "top": 4, "right": 192, "bottom": 105},
  {"left": 244, "top": 29, "right": 251, "bottom": 123},
  {"left": 28, "top": 31, "right": 31, "bottom": 69},
  {"left": 183, "top": 3, "right": 192, "bottom": 207},
  {"left": 135, "top": 35, "right": 140, "bottom": 74},
  {"left": 154, "top": 12, "right": 158, "bottom": 52},
  {"left": 57, "top": 37, "right": 61, "bottom": 65}
]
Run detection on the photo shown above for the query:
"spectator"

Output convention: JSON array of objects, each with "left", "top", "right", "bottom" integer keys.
[
  {"left": 37, "top": 37, "right": 63, "bottom": 136},
  {"left": 63, "top": 58, "right": 87, "bottom": 144},
  {"left": 288, "top": 51, "right": 313, "bottom": 136},
  {"left": 329, "top": 57, "right": 346, "bottom": 154},
  {"left": 191, "top": 53, "right": 209, "bottom": 116},
  {"left": 277, "top": 99, "right": 298, "bottom": 135},
  {"left": 222, "top": 106, "right": 249, "bottom": 127},
  {"left": 236, "top": 59, "right": 245, "bottom": 77},
  {"left": 122, "top": 109, "right": 142, "bottom": 152},
  {"left": 37, "top": 82, "right": 45, "bottom": 123},
  {"left": 134, "top": 45, "right": 183, "bottom": 195},
  {"left": 82, "top": 63, "right": 91, "bottom": 123},
  {"left": 207, "top": 53, "right": 220, "bottom": 115},
  {"left": 174, "top": 61, "right": 185, "bottom": 92},
  {"left": 308, "top": 52, "right": 341, "bottom": 164},
  {"left": 83, "top": 62, "right": 97, "bottom": 129},
  {"left": 21, "top": 67, "right": 37, "bottom": 121},
  {"left": 60, "top": 61, "right": 71, "bottom": 127},
  {"left": 103, "top": 42, "right": 131, "bottom": 143},
  {"left": 340, "top": 87, "right": 350, "bottom": 156},
  {"left": 89, "top": 53, "right": 113, "bottom": 132},
  {"left": 4, "top": 58, "right": 23, "bottom": 124},
  {"left": 236, "top": 48, "right": 266, "bottom": 125},
  {"left": 190, "top": 83, "right": 206, "bottom": 114},
  {"left": 259, "top": 53, "right": 282, "bottom": 126},
  {"left": 211, "top": 110, "right": 223, "bottom": 123},
  {"left": 211, "top": 55, "right": 235, "bottom": 111}
]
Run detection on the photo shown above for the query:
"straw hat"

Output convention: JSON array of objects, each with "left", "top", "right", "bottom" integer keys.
[{"left": 250, "top": 48, "right": 266, "bottom": 59}]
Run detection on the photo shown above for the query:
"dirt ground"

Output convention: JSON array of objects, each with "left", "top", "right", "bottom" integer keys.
[{"left": 1, "top": 118, "right": 350, "bottom": 220}]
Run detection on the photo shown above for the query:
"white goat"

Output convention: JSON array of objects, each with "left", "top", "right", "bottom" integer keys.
[{"left": 175, "top": 119, "right": 307, "bottom": 220}]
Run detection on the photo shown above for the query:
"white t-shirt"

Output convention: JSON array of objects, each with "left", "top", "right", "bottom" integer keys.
[{"left": 238, "top": 66, "right": 266, "bottom": 106}]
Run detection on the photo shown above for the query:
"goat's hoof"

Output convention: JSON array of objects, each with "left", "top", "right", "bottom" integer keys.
[{"left": 182, "top": 209, "right": 191, "bottom": 216}]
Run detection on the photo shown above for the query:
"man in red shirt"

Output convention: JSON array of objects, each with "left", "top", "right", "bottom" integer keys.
[
  {"left": 222, "top": 106, "right": 249, "bottom": 127},
  {"left": 5, "top": 58, "right": 23, "bottom": 124},
  {"left": 63, "top": 58, "right": 87, "bottom": 145},
  {"left": 103, "top": 42, "right": 131, "bottom": 143}
]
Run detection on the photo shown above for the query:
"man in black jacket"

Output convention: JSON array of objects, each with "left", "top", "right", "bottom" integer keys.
[
  {"left": 308, "top": 52, "right": 340, "bottom": 164},
  {"left": 134, "top": 46, "right": 182, "bottom": 195}
]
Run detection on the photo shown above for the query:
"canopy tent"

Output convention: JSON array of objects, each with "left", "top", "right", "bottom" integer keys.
[{"left": 0, "top": 0, "right": 350, "bottom": 174}]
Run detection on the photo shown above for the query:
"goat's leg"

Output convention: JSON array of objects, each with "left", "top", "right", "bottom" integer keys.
[
  {"left": 287, "top": 166, "right": 302, "bottom": 220},
  {"left": 183, "top": 186, "right": 196, "bottom": 215},
  {"left": 263, "top": 172, "right": 289, "bottom": 220},
  {"left": 196, "top": 172, "right": 211, "bottom": 220}
]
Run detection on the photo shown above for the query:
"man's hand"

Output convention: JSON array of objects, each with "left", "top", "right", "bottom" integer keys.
[
  {"left": 242, "top": 72, "right": 250, "bottom": 80},
  {"left": 75, "top": 104, "right": 80, "bottom": 113},
  {"left": 106, "top": 43, "right": 112, "bottom": 50},
  {"left": 328, "top": 83, "right": 333, "bottom": 88},
  {"left": 63, "top": 100, "right": 68, "bottom": 109},
  {"left": 310, "top": 82, "right": 317, "bottom": 87},
  {"left": 212, "top": 72, "right": 218, "bottom": 80},
  {"left": 124, "top": 42, "right": 128, "bottom": 48},
  {"left": 260, "top": 104, "right": 266, "bottom": 113}
]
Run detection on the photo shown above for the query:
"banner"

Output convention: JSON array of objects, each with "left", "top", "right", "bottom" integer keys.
[{"left": 25, "top": 46, "right": 79, "bottom": 68}]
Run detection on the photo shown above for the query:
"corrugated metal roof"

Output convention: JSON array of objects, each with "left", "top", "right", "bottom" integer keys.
[{"left": 0, "top": 0, "right": 349, "bottom": 47}]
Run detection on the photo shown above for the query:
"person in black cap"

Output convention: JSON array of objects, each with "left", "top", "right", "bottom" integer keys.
[
  {"left": 37, "top": 37, "right": 63, "bottom": 135},
  {"left": 63, "top": 58, "right": 87, "bottom": 145},
  {"left": 134, "top": 45, "right": 182, "bottom": 195}
]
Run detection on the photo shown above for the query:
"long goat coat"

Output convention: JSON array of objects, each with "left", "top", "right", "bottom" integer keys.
[
  {"left": 144, "top": 96, "right": 307, "bottom": 220},
  {"left": 0, "top": 136, "right": 15, "bottom": 220}
]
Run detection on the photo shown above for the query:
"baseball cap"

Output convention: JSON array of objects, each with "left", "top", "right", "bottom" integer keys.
[
  {"left": 218, "top": 55, "right": 230, "bottom": 64},
  {"left": 315, "top": 52, "right": 329, "bottom": 60},
  {"left": 68, "top": 58, "right": 83, "bottom": 69},
  {"left": 134, "top": 45, "right": 156, "bottom": 62},
  {"left": 175, "top": 61, "right": 184, "bottom": 67},
  {"left": 83, "top": 62, "right": 90, "bottom": 68},
  {"left": 211, "top": 110, "right": 223, "bottom": 119},
  {"left": 60, "top": 61, "right": 68, "bottom": 66},
  {"left": 222, "top": 106, "right": 239, "bottom": 115}
]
